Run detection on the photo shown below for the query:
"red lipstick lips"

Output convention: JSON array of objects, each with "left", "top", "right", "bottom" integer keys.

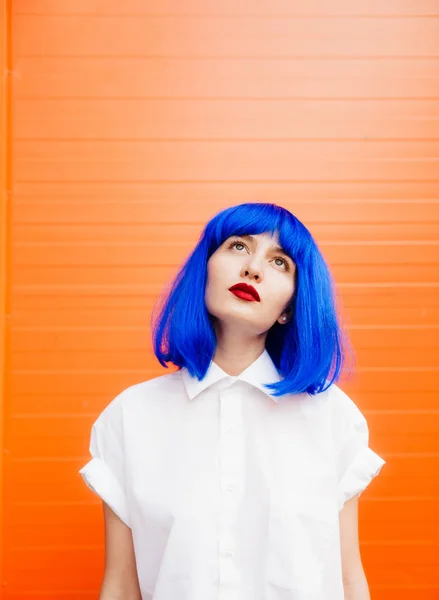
[{"left": 228, "top": 283, "right": 260, "bottom": 302}]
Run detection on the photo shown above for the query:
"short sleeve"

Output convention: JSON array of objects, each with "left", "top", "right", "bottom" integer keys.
[
  {"left": 79, "top": 393, "right": 130, "bottom": 527},
  {"left": 331, "top": 385, "right": 386, "bottom": 511}
]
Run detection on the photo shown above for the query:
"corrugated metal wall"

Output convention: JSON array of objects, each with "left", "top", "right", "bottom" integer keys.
[{"left": 2, "top": 0, "right": 438, "bottom": 598}]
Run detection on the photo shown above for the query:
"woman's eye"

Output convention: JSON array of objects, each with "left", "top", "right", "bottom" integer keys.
[
  {"left": 228, "top": 240, "right": 246, "bottom": 251},
  {"left": 229, "top": 240, "right": 290, "bottom": 271}
]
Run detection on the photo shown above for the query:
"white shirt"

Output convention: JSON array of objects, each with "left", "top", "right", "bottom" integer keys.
[{"left": 79, "top": 348, "right": 386, "bottom": 600}]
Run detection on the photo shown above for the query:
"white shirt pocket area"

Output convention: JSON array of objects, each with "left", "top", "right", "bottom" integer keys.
[
  {"left": 266, "top": 489, "right": 339, "bottom": 596},
  {"left": 332, "top": 386, "right": 386, "bottom": 512},
  {"left": 79, "top": 397, "right": 130, "bottom": 528}
]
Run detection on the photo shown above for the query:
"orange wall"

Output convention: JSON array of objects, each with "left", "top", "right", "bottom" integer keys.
[
  {"left": 0, "top": 1, "right": 10, "bottom": 596},
  {"left": 2, "top": 1, "right": 439, "bottom": 598}
]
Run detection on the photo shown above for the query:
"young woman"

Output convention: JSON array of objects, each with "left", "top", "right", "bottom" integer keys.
[{"left": 79, "top": 202, "right": 386, "bottom": 600}]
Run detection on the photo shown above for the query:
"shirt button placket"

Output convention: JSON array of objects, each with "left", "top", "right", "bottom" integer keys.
[{"left": 218, "top": 382, "right": 244, "bottom": 597}]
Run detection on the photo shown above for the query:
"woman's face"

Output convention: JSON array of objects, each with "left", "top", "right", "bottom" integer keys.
[{"left": 205, "top": 231, "right": 296, "bottom": 335}]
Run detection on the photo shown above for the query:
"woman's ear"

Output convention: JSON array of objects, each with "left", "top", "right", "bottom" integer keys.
[
  {"left": 278, "top": 313, "right": 289, "bottom": 325},
  {"left": 278, "top": 305, "right": 293, "bottom": 325}
]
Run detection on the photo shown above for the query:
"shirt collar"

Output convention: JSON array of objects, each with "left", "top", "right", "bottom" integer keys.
[{"left": 180, "top": 348, "right": 283, "bottom": 403}]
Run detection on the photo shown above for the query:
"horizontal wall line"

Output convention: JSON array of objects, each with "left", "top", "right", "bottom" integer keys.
[
  {"left": 15, "top": 96, "right": 439, "bottom": 101},
  {"left": 13, "top": 13, "right": 439, "bottom": 18},
  {"left": 14, "top": 137, "right": 439, "bottom": 142},
  {"left": 14, "top": 54, "right": 439, "bottom": 59},
  {"left": 14, "top": 179, "right": 439, "bottom": 183}
]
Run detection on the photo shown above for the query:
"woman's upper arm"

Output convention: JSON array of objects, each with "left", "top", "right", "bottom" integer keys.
[
  {"left": 79, "top": 391, "right": 141, "bottom": 598},
  {"left": 99, "top": 501, "right": 142, "bottom": 600},
  {"left": 339, "top": 494, "right": 366, "bottom": 585}
]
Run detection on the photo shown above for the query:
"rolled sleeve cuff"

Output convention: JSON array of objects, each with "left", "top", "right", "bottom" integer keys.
[
  {"left": 79, "top": 457, "right": 130, "bottom": 527},
  {"left": 338, "top": 447, "right": 386, "bottom": 511}
]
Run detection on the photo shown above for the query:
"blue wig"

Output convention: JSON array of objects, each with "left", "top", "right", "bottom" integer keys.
[{"left": 151, "top": 202, "right": 353, "bottom": 397}]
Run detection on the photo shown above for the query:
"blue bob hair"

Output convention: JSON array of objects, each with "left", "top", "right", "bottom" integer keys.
[{"left": 151, "top": 202, "right": 353, "bottom": 397}]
